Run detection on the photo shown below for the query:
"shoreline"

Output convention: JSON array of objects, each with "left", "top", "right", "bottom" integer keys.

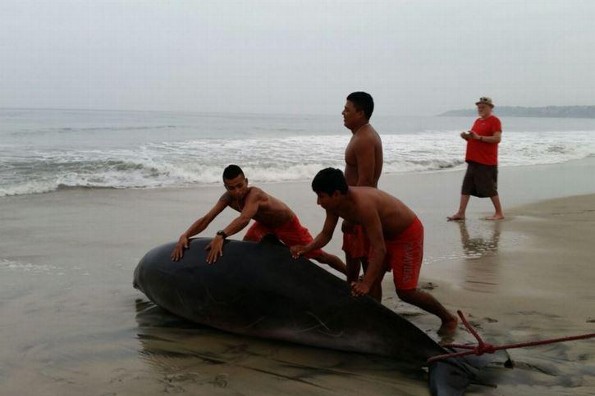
[{"left": 2, "top": 154, "right": 594, "bottom": 201}]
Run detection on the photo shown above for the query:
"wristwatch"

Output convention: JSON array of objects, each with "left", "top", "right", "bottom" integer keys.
[{"left": 216, "top": 230, "right": 228, "bottom": 239}]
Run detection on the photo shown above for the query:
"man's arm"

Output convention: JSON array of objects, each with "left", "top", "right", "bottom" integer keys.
[
  {"left": 351, "top": 210, "right": 386, "bottom": 296},
  {"left": 482, "top": 131, "right": 502, "bottom": 143},
  {"left": 171, "top": 195, "right": 229, "bottom": 261},
  {"left": 468, "top": 131, "right": 502, "bottom": 144},
  {"left": 290, "top": 212, "right": 339, "bottom": 258},
  {"left": 354, "top": 137, "right": 377, "bottom": 186},
  {"left": 206, "top": 191, "right": 260, "bottom": 263}
]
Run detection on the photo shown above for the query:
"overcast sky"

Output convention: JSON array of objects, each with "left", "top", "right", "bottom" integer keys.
[{"left": 1, "top": 0, "right": 594, "bottom": 116}]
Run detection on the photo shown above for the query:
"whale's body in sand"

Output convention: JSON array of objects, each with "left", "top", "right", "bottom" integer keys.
[{"left": 133, "top": 238, "right": 509, "bottom": 395}]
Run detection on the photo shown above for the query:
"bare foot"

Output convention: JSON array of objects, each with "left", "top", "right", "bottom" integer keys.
[
  {"left": 437, "top": 315, "right": 458, "bottom": 336},
  {"left": 484, "top": 214, "right": 504, "bottom": 221},
  {"left": 447, "top": 214, "right": 465, "bottom": 221},
  {"left": 438, "top": 333, "right": 455, "bottom": 346}
]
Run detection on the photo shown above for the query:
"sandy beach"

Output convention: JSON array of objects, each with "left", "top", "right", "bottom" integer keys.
[{"left": 1, "top": 158, "right": 595, "bottom": 396}]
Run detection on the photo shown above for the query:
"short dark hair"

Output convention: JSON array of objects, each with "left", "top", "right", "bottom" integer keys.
[
  {"left": 312, "top": 168, "right": 348, "bottom": 195},
  {"left": 347, "top": 91, "right": 374, "bottom": 120},
  {"left": 223, "top": 164, "right": 244, "bottom": 180}
]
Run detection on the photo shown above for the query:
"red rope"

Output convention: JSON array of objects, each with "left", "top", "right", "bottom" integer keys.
[{"left": 427, "top": 310, "right": 595, "bottom": 364}]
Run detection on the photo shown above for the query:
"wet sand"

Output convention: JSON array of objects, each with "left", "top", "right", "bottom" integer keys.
[{"left": 1, "top": 158, "right": 595, "bottom": 395}]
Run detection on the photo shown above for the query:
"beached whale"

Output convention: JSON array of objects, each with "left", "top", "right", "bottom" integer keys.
[{"left": 133, "top": 238, "right": 509, "bottom": 395}]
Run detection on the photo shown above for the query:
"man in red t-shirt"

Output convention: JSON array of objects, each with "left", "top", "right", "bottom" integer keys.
[{"left": 448, "top": 97, "right": 504, "bottom": 221}]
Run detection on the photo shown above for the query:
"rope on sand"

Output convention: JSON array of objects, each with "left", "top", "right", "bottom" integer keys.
[{"left": 427, "top": 310, "right": 595, "bottom": 364}]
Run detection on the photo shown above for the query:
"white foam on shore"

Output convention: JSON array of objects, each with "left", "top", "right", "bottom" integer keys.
[
  {"left": 0, "top": 258, "right": 59, "bottom": 273},
  {"left": 1, "top": 130, "right": 593, "bottom": 197}
]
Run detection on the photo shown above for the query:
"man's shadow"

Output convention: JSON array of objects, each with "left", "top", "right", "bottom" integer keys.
[{"left": 456, "top": 221, "right": 501, "bottom": 293}]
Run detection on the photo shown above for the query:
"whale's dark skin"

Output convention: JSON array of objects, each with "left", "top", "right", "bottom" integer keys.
[{"left": 133, "top": 238, "right": 510, "bottom": 395}]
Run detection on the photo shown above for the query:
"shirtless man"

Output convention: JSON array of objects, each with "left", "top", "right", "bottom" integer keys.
[
  {"left": 171, "top": 164, "right": 346, "bottom": 274},
  {"left": 342, "top": 92, "right": 384, "bottom": 301},
  {"left": 291, "top": 168, "right": 457, "bottom": 335}
]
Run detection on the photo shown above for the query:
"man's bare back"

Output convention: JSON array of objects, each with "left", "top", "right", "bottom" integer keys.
[
  {"left": 224, "top": 186, "right": 294, "bottom": 229},
  {"left": 335, "top": 187, "right": 416, "bottom": 240}
]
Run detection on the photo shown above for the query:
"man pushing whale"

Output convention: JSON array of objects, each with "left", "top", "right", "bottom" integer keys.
[
  {"left": 291, "top": 168, "right": 458, "bottom": 335},
  {"left": 171, "top": 164, "right": 346, "bottom": 275}
]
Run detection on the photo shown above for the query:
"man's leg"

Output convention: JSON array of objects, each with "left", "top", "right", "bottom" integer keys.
[
  {"left": 343, "top": 224, "right": 381, "bottom": 299},
  {"left": 314, "top": 251, "right": 347, "bottom": 275},
  {"left": 390, "top": 217, "right": 455, "bottom": 332},
  {"left": 396, "top": 288, "right": 458, "bottom": 335},
  {"left": 345, "top": 254, "right": 361, "bottom": 284},
  {"left": 361, "top": 257, "right": 382, "bottom": 302},
  {"left": 448, "top": 194, "right": 470, "bottom": 221},
  {"left": 242, "top": 221, "right": 267, "bottom": 242},
  {"left": 486, "top": 194, "right": 504, "bottom": 220},
  {"left": 273, "top": 216, "right": 347, "bottom": 274}
]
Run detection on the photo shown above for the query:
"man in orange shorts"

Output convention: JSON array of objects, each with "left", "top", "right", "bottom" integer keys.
[
  {"left": 384, "top": 216, "right": 424, "bottom": 291},
  {"left": 291, "top": 168, "right": 457, "bottom": 335},
  {"left": 171, "top": 165, "right": 346, "bottom": 275},
  {"left": 243, "top": 215, "right": 325, "bottom": 260}
]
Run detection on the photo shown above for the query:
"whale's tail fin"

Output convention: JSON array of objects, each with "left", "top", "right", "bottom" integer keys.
[{"left": 429, "top": 347, "right": 513, "bottom": 395}]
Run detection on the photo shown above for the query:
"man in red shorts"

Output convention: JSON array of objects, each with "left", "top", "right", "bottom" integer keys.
[
  {"left": 448, "top": 97, "right": 504, "bottom": 221},
  {"left": 291, "top": 168, "right": 458, "bottom": 335},
  {"left": 171, "top": 164, "right": 346, "bottom": 274}
]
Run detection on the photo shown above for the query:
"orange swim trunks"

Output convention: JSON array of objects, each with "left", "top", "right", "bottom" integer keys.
[
  {"left": 342, "top": 224, "right": 370, "bottom": 259},
  {"left": 385, "top": 217, "right": 424, "bottom": 291},
  {"left": 244, "top": 216, "right": 323, "bottom": 259}
]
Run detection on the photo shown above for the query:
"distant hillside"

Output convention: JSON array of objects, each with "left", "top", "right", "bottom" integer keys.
[{"left": 439, "top": 106, "right": 595, "bottom": 118}]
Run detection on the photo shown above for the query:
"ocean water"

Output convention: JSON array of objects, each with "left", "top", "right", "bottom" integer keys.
[{"left": 1, "top": 108, "right": 594, "bottom": 197}]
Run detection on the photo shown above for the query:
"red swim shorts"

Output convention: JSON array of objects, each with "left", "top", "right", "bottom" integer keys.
[
  {"left": 244, "top": 216, "right": 323, "bottom": 259},
  {"left": 342, "top": 224, "right": 370, "bottom": 259},
  {"left": 385, "top": 217, "right": 424, "bottom": 291}
]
